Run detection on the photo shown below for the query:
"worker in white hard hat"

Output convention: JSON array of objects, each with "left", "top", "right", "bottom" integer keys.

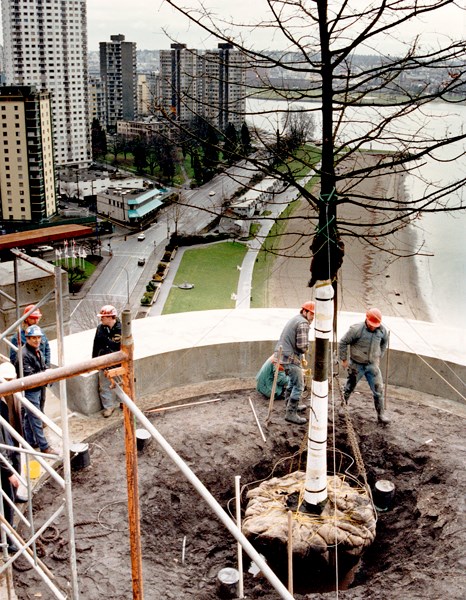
[
  {"left": 14, "top": 326, "right": 56, "bottom": 454},
  {"left": 273, "top": 301, "right": 315, "bottom": 425},
  {"left": 92, "top": 305, "right": 121, "bottom": 418},
  {"left": 10, "top": 304, "right": 51, "bottom": 370},
  {"left": 338, "top": 308, "right": 390, "bottom": 424}
]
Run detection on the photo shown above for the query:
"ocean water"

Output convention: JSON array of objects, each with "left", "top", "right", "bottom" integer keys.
[{"left": 247, "top": 98, "right": 466, "bottom": 329}]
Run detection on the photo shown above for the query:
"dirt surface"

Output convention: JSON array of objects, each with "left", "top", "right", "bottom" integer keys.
[{"left": 14, "top": 385, "right": 465, "bottom": 599}]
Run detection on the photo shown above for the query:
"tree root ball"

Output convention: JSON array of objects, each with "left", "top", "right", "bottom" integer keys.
[{"left": 243, "top": 471, "right": 376, "bottom": 561}]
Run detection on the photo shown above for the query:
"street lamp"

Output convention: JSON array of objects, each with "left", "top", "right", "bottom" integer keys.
[{"left": 122, "top": 267, "right": 131, "bottom": 309}]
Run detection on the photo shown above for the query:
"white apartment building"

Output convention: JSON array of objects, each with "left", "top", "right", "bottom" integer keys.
[
  {"left": 159, "top": 44, "right": 199, "bottom": 124},
  {"left": 0, "top": 86, "right": 57, "bottom": 224},
  {"left": 1, "top": 0, "right": 90, "bottom": 167}
]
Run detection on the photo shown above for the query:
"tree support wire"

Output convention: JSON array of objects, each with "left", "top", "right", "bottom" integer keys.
[{"left": 113, "top": 380, "right": 295, "bottom": 600}]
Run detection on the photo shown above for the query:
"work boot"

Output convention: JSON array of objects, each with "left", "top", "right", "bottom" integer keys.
[
  {"left": 102, "top": 407, "right": 115, "bottom": 418},
  {"left": 285, "top": 400, "right": 307, "bottom": 425},
  {"left": 286, "top": 398, "right": 307, "bottom": 412},
  {"left": 375, "top": 399, "right": 390, "bottom": 425}
]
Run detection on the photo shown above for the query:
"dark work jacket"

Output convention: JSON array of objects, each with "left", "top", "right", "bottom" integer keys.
[
  {"left": 92, "top": 319, "right": 122, "bottom": 358},
  {"left": 15, "top": 343, "right": 47, "bottom": 394}
]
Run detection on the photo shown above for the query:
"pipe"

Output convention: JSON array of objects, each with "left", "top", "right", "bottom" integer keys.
[
  {"left": 235, "top": 475, "right": 244, "bottom": 598},
  {"left": 0, "top": 351, "right": 127, "bottom": 397},
  {"left": 114, "top": 383, "right": 294, "bottom": 600}
]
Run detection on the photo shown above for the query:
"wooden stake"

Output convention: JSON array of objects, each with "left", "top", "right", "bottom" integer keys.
[
  {"left": 384, "top": 331, "right": 391, "bottom": 409},
  {"left": 146, "top": 397, "right": 222, "bottom": 414},
  {"left": 248, "top": 396, "right": 267, "bottom": 443},
  {"left": 266, "top": 346, "right": 282, "bottom": 424},
  {"left": 287, "top": 511, "right": 293, "bottom": 596}
]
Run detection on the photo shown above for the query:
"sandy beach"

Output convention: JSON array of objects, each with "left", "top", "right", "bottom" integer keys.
[{"left": 267, "top": 153, "right": 433, "bottom": 322}]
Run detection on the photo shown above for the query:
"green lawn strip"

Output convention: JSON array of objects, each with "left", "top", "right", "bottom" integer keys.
[
  {"left": 54, "top": 258, "right": 97, "bottom": 279},
  {"left": 162, "top": 242, "right": 248, "bottom": 314}
]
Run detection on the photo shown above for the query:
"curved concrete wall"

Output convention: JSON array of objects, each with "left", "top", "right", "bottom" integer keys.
[{"left": 50, "top": 309, "right": 466, "bottom": 415}]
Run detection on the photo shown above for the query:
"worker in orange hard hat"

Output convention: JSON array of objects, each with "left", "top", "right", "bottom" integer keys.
[
  {"left": 272, "top": 301, "right": 315, "bottom": 425},
  {"left": 92, "top": 305, "right": 121, "bottom": 418},
  {"left": 338, "top": 308, "right": 390, "bottom": 424},
  {"left": 10, "top": 304, "right": 51, "bottom": 374}
]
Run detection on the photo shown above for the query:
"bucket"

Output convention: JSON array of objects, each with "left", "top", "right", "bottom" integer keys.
[
  {"left": 70, "top": 443, "right": 90, "bottom": 471},
  {"left": 136, "top": 429, "right": 151, "bottom": 451},
  {"left": 373, "top": 479, "right": 395, "bottom": 511},
  {"left": 216, "top": 567, "right": 239, "bottom": 599},
  {"left": 28, "top": 460, "right": 41, "bottom": 479}
]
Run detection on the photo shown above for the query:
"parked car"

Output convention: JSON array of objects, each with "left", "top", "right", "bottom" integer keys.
[
  {"left": 137, "top": 233, "right": 145, "bottom": 241},
  {"left": 138, "top": 257, "right": 146, "bottom": 266},
  {"left": 31, "top": 245, "right": 54, "bottom": 254},
  {"left": 209, "top": 190, "right": 216, "bottom": 196}
]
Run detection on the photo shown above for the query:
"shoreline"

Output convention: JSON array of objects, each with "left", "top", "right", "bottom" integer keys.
[{"left": 267, "top": 154, "right": 433, "bottom": 323}]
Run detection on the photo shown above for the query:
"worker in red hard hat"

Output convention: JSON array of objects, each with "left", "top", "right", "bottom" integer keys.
[
  {"left": 338, "top": 308, "right": 390, "bottom": 424},
  {"left": 92, "top": 305, "right": 121, "bottom": 418},
  {"left": 272, "top": 301, "right": 315, "bottom": 425},
  {"left": 10, "top": 304, "right": 51, "bottom": 380}
]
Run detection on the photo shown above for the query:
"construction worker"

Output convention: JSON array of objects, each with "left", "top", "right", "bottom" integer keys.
[
  {"left": 256, "top": 355, "right": 289, "bottom": 400},
  {"left": 92, "top": 305, "right": 121, "bottom": 418},
  {"left": 274, "top": 301, "right": 315, "bottom": 425},
  {"left": 338, "top": 308, "right": 390, "bottom": 424},
  {"left": 14, "top": 326, "right": 56, "bottom": 454},
  {"left": 10, "top": 304, "right": 51, "bottom": 370}
]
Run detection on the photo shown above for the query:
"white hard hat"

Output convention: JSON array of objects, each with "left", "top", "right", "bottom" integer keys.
[{"left": 0, "top": 362, "right": 17, "bottom": 380}]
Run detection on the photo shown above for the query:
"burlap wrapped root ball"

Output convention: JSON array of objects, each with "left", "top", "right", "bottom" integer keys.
[{"left": 242, "top": 471, "right": 376, "bottom": 559}]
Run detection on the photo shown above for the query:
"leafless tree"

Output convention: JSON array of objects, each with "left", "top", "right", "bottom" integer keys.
[{"left": 163, "top": 0, "right": 465, "bottom": 283}]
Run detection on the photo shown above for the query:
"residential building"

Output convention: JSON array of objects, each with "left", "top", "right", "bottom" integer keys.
[
  {"left": 159, "top": 42, "right": 246, "bottom": 131},
  {"left": 159, "top": 44, "right": 199, "bottom": 124},
  {"left": 88, "top": 75, "right": 106, "bottom": 126},
  {"left": 99, "top": 34, "right": 137, "bottom": 131},
  {"left": 1, "top": 0, "right": 90, "bottom": 167},
  {"left": 96, "top": 184, "right": 172, "bottom": 226},
  {"left": 117, "top": 118, "right": 162, "bottom": 140},
  {"left": 138, "top": 72, "right": 159, "bottom": 117},
  {"left": 0, "top": 86, "right": 56, "bottom": 225}
]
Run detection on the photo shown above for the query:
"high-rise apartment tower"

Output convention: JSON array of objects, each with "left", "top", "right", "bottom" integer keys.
[
  {"left": 99, "top": 34, "right": 137, "bottom": 132},
  {"left": 159, "top": 43, "right": 245, "bottom": 130},
  {"left": 0, "top": 86, "right": 56, "bottom": 224},
  {"left": 1, "top": 0, "right": 90, "bottom": 167}
]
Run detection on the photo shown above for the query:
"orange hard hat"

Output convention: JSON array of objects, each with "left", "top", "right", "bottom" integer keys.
[
  {"left": 23, "top": 304, "right": 42, "bottom": 319},
  {"left": 366, "top": 307, "right": 382, "bottom": 327},
  {"left": 301, "top": 301, "right": 315, "bottom": 314}
]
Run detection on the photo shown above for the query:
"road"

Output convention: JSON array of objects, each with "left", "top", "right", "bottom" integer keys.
[{"left": 70, "top": 163, "right": 253, "bottom": 329}]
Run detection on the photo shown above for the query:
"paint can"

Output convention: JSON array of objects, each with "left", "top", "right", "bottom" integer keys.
[
  {"left": 136, "top": 428, "right": 151, "bottom": 451},
  {"left": 70, "top": 443, "right": 90, "bottom": 471},
  {"left": 28, "top": 460, "right": 41, "bottom": 479},
  {"left": 373, "top": 479, "right": 395, "bottom": 511},
  {"left": 216, "top": 567, "right": 239, "bottom": 598}
]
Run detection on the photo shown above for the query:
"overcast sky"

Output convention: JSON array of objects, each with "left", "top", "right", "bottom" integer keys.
[
  {"left": 0, "top": 1, "right": 464, "bottom": 55},
  {"left": 87, "top": 0, "right": 465, "bottom": 54}
]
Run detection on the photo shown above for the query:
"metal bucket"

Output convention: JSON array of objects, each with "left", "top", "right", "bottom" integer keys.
[
  {"left": 136, "top": 428, "right": 151, "bottom": 451},
  {"left": 373, "top": 479, "right": 395, "bottom": 511},
  {"left": 70, "top": 443, "right": 90, "bottom": 471},
  {"left": 216, "top": 567, "right": 239, "bottom": 598}
]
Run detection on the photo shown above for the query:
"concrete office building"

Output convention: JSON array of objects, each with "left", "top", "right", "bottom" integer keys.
[
  {"left": 0, "top": 86, "right": 56, "bottom": 225},
  {"left": 100, "top": 34, "right": 137, "bottom": 131},
  {"left": 1, "top": 0, "right": 90, "bottom": 167}
]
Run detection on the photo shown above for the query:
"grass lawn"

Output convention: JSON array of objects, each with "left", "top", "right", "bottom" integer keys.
[
  {"left": 162, "top": 241, "right": 248, "bottom": 314},
  {"left": 54, "top": 258, "right": 97, "bottom": 279}
]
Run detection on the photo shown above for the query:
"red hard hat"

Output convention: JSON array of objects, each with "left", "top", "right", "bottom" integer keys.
[
  {"left": 23, "top": 304, "right": 42, "bottom": 319},
  {"left": 97, "top": 305, "right": 117, "bottom": 317},
  {"left": 366, "top": 307, "right": 382, "bottom": 327},
  {"left": 301, "top": 301, "right": 315, "bottom": 314}
]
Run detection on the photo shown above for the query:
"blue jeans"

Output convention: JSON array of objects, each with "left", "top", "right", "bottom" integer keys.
[
  {"left": 344, "top": 361, "right": 384, "bottom": 405},
  {"left": 22, "top": 389, "right": 48, "bottom": 451},
  {"left": 284, "top": 363, "right": 304, "bottom": 403},
  {"left": 98, "top": 370, "right": 116, "bottom": 410}
]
